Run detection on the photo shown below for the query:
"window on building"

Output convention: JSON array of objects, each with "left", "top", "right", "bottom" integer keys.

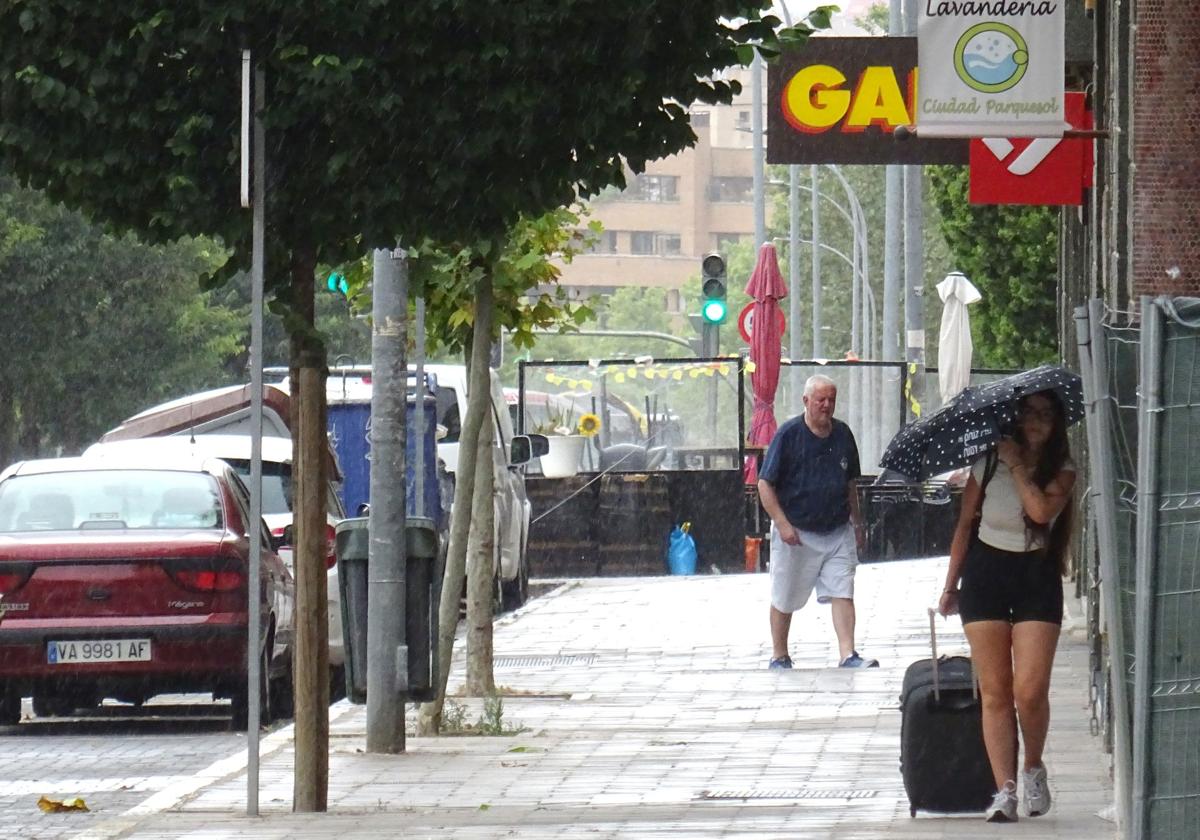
[
  {"left": 626, "top": 174, "right": 680, "bottom": 203},
  {"left": 714, "top": 232, "right": 743, "bottom": 250},
  {"left": 656, "top": 234, "right": 682, "bottom": 256},
  {"left": 585, "top": 230, "right": 617, "bottom": 254},
  {"left": 628, "top": 232, "right": 682, "bottom": 256},
  {"left": 709, "top": 176, "right": 753, "bottom": 203},
  {"left": 630, "top": 231, "right": 656, "bottom": 255}
]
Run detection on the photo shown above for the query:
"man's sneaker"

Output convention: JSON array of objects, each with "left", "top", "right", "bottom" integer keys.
[
  {"left": 985, "top": 780, "right": 1019, "bottom": 823},
  {"left": 768, "top": 656, "right": 793, "bottom": 670},
  {"left": 838, "top": 651, "right": 880, "bottom": 668},
  {"left": 1022, "top": 765, "right": 1052, "bottom": 817}
]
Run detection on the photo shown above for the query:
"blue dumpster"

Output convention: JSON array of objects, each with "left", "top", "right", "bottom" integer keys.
[{"left": 327, "top": 375, "right": 442, "bottom": 525}]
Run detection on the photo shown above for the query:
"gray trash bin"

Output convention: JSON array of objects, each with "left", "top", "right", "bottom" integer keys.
[{"left": 336, "top": 516, "right": 442, "bottom": 704}]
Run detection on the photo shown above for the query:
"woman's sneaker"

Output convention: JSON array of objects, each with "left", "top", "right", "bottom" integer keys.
[
  {"left": 1022, "top": 765, "right": 1052, "bottom": 816},
  {"left": 985, "top": 780, "right": 1018, "bottom": 823}
]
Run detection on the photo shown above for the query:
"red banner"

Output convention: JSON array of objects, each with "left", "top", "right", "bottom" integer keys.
[{"left": 969, "top": 92, "right": 1092, "bottom": 206}]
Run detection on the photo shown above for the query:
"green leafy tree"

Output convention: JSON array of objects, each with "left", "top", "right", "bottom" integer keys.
[
  {"left": 927, "top": 165, "right": 1059, "bottom": 367},
  {"left": 0, "top": 179, "right": 241, "bottom": 466}
]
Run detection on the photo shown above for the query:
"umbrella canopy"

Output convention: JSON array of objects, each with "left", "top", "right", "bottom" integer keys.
[
  {"left": 879, "top": 364, "right": 1083, "bottom": 480},
  {"left": 936, "top": 271, "right": 981, "bottom": 405},
  {"left": 744, "top": 243, "right": 787, "bottom": 484}
]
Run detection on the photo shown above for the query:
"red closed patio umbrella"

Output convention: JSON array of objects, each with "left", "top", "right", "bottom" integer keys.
[{"left": 743, "top": 242, "right": 787, "bottom": 484}]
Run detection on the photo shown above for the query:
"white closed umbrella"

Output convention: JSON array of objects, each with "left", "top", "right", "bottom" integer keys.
[{"left": 936, "top": 271, "right": 982, "bottom": 406}]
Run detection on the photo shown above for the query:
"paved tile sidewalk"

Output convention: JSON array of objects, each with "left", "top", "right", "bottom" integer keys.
[{"left": 76, "top": 558, "right": 1117, "bottom": 839}]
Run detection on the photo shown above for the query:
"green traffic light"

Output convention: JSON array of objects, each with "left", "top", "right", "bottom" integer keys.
[{"left": 701, "top": 298, "right": 728, "bottom": 324}]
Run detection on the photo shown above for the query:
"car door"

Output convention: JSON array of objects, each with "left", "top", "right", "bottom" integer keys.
[{"left": 488, "top": 372, "right": 527, "bottom": 583}]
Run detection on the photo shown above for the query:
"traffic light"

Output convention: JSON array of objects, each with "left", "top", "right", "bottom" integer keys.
[
  {"left": 326, "top": 271, "right": 348, "bottom": 297},
  {"left": 700, "top": 253, "right": 727, "bottom": 324}
]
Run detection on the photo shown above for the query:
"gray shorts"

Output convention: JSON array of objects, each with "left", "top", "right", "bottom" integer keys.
[{"left": 769, "top": 522, "right": 858, "bottom": 613}]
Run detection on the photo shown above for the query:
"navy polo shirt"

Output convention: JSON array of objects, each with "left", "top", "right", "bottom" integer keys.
[{"left": 758, "top": 414, "right": 861, "bottom": 533}]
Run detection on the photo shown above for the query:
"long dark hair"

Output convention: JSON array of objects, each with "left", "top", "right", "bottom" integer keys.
[{"left": 1014, "top": 390, "right": 1074, "bottom": 575}]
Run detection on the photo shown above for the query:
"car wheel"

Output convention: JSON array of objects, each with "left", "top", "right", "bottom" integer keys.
[
  {"left": 271, "top": 662, "right": 295, "bottom": 721},
  {"left": 231, "top": 641, "right": 272, "bottom": 731},
  {"left": 0, "top": 686, "right": 20, "bottom": 726},
  {"left": 329, "top": 664, "right": 347, "bottom": 703},
  {"left": 500, "top": 552, "right": 528, "bottom": 612}
]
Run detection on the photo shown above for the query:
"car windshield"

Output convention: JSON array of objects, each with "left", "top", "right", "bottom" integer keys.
[
  {"left": 0, "top": 470, "right": 223, "bottom": 532},
  {"left": 221, "top": 459, "right": 292, "bottom": 515}
]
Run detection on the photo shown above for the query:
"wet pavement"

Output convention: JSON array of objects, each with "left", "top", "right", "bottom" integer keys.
[{"left": 63, "top": 557, "right": 1115, "bottom": 839}]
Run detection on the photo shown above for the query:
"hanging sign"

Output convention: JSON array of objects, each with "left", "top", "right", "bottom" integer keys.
[
  {"left": 917, "top": 0, "right": 1065, "bottom": 138},
  {"left": 969, "top": 91, "right": 1092, "bottom": 205},
  {"left": 767, "top": 38, "right": 968, "bottom": 165}
]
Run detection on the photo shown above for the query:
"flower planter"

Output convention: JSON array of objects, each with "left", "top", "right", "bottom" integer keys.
[{"left": 540, "top": 435, "right": 587, "bottom": 478}]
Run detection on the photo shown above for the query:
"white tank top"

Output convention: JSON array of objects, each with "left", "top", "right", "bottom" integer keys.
[{"left": 971, "top": 456, "right": 1075, "bottom": 552}]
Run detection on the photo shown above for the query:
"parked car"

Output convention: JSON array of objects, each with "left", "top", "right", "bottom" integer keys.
[
  {"left": 83, "top": 434, "right": 348, "bottom": 683},
  {"left": 0, "top": 453, "right": 294, "bottom": 728}
]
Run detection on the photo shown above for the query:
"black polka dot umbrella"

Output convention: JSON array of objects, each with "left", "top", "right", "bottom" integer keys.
[{"left": 879, "top": 365, "right": 1084, "bottom": 480}]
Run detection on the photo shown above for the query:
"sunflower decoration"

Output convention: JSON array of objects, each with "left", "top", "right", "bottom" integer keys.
[{"left": 577, "top": 413, "right": 602, "bottom": 437}]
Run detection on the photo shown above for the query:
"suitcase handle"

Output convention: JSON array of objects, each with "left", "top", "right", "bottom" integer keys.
[{"left": 927, "top": 607, "right": 979, "bottom": 702}]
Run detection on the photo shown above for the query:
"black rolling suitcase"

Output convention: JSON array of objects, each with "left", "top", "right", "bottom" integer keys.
[{"left": 899, "top": 608, "right": 995, "bottom": 817}]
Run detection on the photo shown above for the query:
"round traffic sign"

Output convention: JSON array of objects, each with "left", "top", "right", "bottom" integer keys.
[{"left": 738, "top": 303, "right": 787, "bottom": 343}]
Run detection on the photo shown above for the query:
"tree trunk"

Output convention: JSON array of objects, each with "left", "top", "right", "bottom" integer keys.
[
  {"left": 464, "top": 402, "right": 495, "bottom": 695},
  {"left": 287, "top": 252, "right": 330, "bottom": 813},
  {"left": 0, "top": 385, "right": 15, "bottom": 468},
  {"left": 417, "top": 271, "right": 493, "bottom": 734}
]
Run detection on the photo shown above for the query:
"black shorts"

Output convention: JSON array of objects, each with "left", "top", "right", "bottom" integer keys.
[{"left": 958, "top": 538, "right": 1063, "bottom": 625}]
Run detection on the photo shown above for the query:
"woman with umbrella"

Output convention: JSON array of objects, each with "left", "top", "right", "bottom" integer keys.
[{"left": 938, "top": 388, "right": 1076, "bottom": 823}]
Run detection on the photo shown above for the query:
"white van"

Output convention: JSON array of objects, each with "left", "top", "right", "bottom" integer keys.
[{"left": 325, "top": 364, "right": 540, "bottom": 610}]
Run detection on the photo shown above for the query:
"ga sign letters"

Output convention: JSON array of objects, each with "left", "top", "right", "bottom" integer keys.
[{"left": 767, "top": 38, "right": 968, "bottom": 165}]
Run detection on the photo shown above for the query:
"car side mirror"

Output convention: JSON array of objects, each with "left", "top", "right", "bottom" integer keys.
[
  {"left": 270, "top": 523, "right": 294, "bottom": 552},
  {"left": 510, "top": 434, "right": 549, "bottom": 465}
]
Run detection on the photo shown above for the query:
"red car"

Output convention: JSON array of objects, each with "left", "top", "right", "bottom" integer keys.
[{"left": 0, "top": 453, "right": 294, "bottom": 728}]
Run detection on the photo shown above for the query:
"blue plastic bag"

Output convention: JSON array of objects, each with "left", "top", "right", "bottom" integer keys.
[{"left": 667, "top": 522, "right": 697, "bottom": 575}]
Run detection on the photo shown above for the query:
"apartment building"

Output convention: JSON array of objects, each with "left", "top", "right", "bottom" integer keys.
[{"left": 558, "top": 70, "right": 756, "bottom": 315}]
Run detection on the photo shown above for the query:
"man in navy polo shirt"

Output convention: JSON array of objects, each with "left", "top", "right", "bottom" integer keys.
[{"left": 758, "top": 374, "right": 878, "bottom": 669}]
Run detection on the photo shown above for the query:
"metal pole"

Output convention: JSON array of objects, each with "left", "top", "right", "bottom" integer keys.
[
  {"left": 1079, "top": 300, "right": 1132, "bottom": 833},
  {"left": 789, "top": 166, "right": 803, "bottom": 416},
  {"left": 810, "top": 164, "right": 822, "bottom": 358},
  {"left": 780, "top": 0, "right": 803, "bottom": 418},
  {"left": 884, "top": 0, "right": 902, "bottom": 363},
  {"left": 752, "top": 56, "right": 766, "bottom": 250},
  {"left": 902, "top": 0, "right": 925, "bottom": 421},
  {"left": 366, "top": 248, "right": 408, "bottom": 753},
  {"left": 1130, "top": 296, "right": 1162, "bottom": 840},
  {"left": 414, "top": 295, "right": 426, "bottom": 519},
  {"left": 243, "top": 52, "right": 265, "bottom": 815}
]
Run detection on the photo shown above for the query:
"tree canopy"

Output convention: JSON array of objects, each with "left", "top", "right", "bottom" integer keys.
[
  {"left": 0, "top": 1, "right": 832, "bottom": 313},
  {"left": 0, "top": 178, "right": 242, "bottom": 464}
]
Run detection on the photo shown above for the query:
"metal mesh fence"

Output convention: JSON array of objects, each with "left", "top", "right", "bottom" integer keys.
[
  {"left": 1133, "top": 299, "right": 1200, "bottom": 839},
  {"left": 1106, "top": 312, "right": 1142, "bottom": 713},
  {"left": 1081, "top": 296, "right": 1200, "bottom": 838}
]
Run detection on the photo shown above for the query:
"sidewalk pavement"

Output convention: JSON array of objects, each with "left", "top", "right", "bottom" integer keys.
[{"left": 75, "top": 557, "right": 1117, "bottom": 839}]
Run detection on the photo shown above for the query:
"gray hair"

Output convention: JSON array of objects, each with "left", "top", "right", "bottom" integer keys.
[{"left": 803, "top": 374, "right": 837, "bottom": 398}]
